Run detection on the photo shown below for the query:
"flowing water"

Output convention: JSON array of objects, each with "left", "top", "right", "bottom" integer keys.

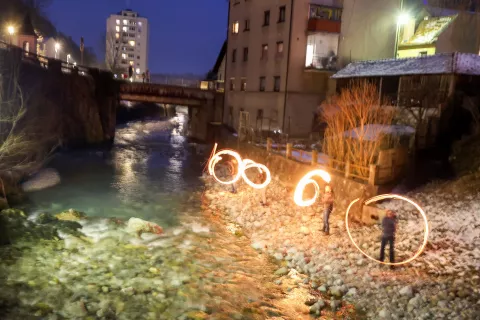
[{"left": 1, "top": 107, "right": 311, "bottom": 319}]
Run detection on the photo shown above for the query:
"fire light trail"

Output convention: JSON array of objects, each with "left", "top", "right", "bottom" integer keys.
[
  {"left": 293, "top": 169, "right": 332, "bottom": 207},
  {"left": 242, "top": 160, "right": 271, "bottom": 189},
  {"left": 345, "top": 194, "right": 429, "bottom": 266},
  {"left": 207, "top": 146, "right": 271, "bottom": 189}
]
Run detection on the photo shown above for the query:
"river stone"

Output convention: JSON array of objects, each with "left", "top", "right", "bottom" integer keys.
[
  {"left": 274, "top": 267, "right": 289, "bottom": 276},
  {"left": 329, "top": 286, "right": 343, "bottom": 298},
  {"left": 56, "top": 209, "right": 86, "bottom": 222},
  {"left": 399, "top": 285, "right": 413, "bottom": 297},
  {"left": 378, "top": 308, "right": 390, "bottom": 318}
]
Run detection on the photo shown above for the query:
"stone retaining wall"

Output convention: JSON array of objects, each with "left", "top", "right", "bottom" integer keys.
[{"left": 231, "top": 142, "right": 379, "bottom": 222}]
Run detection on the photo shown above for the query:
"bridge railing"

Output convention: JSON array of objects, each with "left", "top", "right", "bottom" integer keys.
[{"left": 0, "top": 40, "right": 106, "bottom": 78}]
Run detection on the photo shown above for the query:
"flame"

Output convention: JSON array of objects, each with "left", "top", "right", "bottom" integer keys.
[
  {"left": 207, "top": 147, "right": 271, "bottom": 189},
  {"left": 293, "top": 169, "right": 332, "bottom": 207},
  {"left": 345, "top": 194, "right": 429, "bottom": 266}
]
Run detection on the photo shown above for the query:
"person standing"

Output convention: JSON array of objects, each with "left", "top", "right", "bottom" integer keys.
[
  {"left": 128, "top": 65, "right": 133, "bottom": 81},
  {"left": 380, "top": 210, "right": 397, "bottom": 266},
  {"left": 256, "top": 169, "right": 267, "bottom": 206},
  {"left": 146, "top": 69, "right": 151, "bottom": 83},
  {"left": 321, "top": 185, "right": 334, "bottom": 235},
  {"left": 142, "top": 72, "right": 146, "bottom": 83},
  {"left": 225, "top": 159, "right": 237, "bottom": 193}
]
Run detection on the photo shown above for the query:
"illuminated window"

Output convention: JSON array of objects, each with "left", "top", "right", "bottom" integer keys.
[
  {"left": 116, "top": 26, "right": 120, "bottom": 32},
  {"left": 240, "top": 79, "right": 247, "bottom": 91},
  {"left": 122, "top": 53, "right": 127, "bottom": 59},
  {"left": 277, "top": 41, "right": 284, "bottom": 53},
  {"left": 138, "top": 22, "right": 142, "bottom": 26},
  {"left": 115, "top": 33, "right": 120, "bottom": 39},
  {"left": 123, "top": 19, "right": 128, "bottom": 25},
  {"left": 136, "top": 68, "right": 140, "bottom": 74},
  {"left": 232, "top": 21, "right": 239, "bottom": 34},
  {"left": 261, "top": 44, "right": 268, "bottom": 60},
  {"left": 129, "top": 61, "right": 134, "bottom": 65},
  {"left": 116, "top": 19, "right": 120, "bottom": 25},
  {"left": 122, "top": 26, "right": 128, "bottom": 32},
  {"left": 129, "top": 40, "right": 135, "bottom": 46}
]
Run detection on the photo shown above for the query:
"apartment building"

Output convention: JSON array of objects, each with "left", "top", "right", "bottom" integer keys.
[
  {"left": 106, "top": 9, "right": 149, "bottom": 80},
  {"left": 225, "top": 0, "right": 341, "bottom": 137}
]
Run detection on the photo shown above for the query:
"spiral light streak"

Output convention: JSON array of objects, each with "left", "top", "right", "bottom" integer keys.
[
  {"left": 293, "top": 169, "right": 332, "bottom": 207},
  {"left": 207, "top": 147, "right": 271, "bottom": 189},
  {"left": 209, "top": 150, "right": 244, "bottom": 185},
  {"left": 345, "top": 194, "right": 429, "bottom": 266},
  {"left": 242, "top": 161, "right": 271, "bottom": 189}
]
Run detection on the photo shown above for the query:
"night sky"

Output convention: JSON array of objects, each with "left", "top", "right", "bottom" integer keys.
[{"left": 47, "top": 0, "right": 228, "bottom": 75}]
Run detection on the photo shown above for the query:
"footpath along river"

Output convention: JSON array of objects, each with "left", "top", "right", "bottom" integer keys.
[{"left": 0, "top": 108, "right": 356, "bottom": 319}]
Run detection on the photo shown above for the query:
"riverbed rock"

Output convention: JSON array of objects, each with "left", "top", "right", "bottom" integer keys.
[
  {"left": 22, "top": 168, "right": 61, "bottom": 192},
  {"left": 399, "top": 285, "right": 414, "bottom": 298},
  {"left": 56, "top": 209, "right": 86, "bottom": 221},
  {"left": 126, "top": 217, "right": 163, "bottom": 237},
  {"left": 274, "top": 267, "right": 289, "bottom": 276}
]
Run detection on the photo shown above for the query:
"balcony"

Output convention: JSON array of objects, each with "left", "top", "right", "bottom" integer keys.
[
  {"left": 308, "top": 4, "right": 342, "bottom": 33},
  {"left": 305, "top": 33, "right": 339, "bottom": 71}
]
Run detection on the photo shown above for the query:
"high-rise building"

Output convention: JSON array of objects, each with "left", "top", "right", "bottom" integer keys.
[
  {"left": 106, "top": 9, "right": 149, "bottom": 80},
  {"left": 224, "top": 0, "right": 340, "bottom": 138}
]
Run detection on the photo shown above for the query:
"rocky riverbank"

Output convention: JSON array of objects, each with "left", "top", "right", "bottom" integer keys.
[
  {"left": 0, "top": 198, "right": 334, "bottom": 319},
  {"left": 203, "top": 175, "right": 480, "bottom": 319}
]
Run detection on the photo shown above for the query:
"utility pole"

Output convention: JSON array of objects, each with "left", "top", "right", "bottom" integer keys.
[{"left": 80, "top": 36, "right": 84, "bottom": 65}]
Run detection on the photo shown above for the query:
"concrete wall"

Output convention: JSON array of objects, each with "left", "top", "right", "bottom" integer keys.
[
  {"left": 231, "top": 142, "right": 379, "bottom": 221},
  {"left": 338, "top": 0, "right": 400, "bottom": 67},
  {"left": 436, "top": 12, "right": 480, "bottom": 55}
]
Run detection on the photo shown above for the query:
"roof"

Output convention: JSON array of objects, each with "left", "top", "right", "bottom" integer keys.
[
  {"left": 19, "top": 14, "right": 36, "bottom": 36},
  {"left": 332, "top": 52, "right": 480, "bottom": 78},
  {"left": 212, "top": 41, "right": 227, "bottom": 75},
  {"left": 401, "top": 15, "right": 457, "bottom": 46},
  {"left": 344, "top": 125, "right": 415, "bottom": 141}
]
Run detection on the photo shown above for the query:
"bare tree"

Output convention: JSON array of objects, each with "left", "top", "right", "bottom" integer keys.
[
  {"left": 104, "top": 31, "right": 124, "bottom": 75},
  {"left": 320, "top": 81, "right": 397, "bottom": 177}
]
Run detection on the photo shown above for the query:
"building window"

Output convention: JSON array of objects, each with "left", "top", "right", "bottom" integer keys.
[
  {"left": 241, "top": 79, "right": 247, "bottom": 91},
  {"left": 229, "top": 78, "right": 235, "bottom": 91},
  {"left": 273, "top": 76, "right": 280, "bottom": 92},
  {"left": 116, "top": 19, "right": 120, "bottom": 25},
  {"left": 244, "top": 19, "right": 250, "bottom": 31},
  {"left": 277, "top": 41, "right": 284, "bottom": 54},
  {"left": 261, "top": 44, "right": 268, "bottom": 60},
  {"left": 115, "top": 33, "right": 120, "bottom": 39},
  {"left": 129, "top": 61, "right": 134, "bottom": 66},
  {"left": 137, "top": 55, "right": 140, "bottom": 59},
  {"left": 263, "top": 11, "right": 270, "bottom": 26},
  {"left": 122, "top": 26, "right": 128, "bottom": 32},
  {"left": 129, "top": 40, "right": 135, "bottom": 46},
  {"left": 123, "top": 19, "right": 128, "bottom": 25},
  {"left": 116, "top": 26, "right": 120, "bottom": 32},
  {"left": 278, "top": 6, "right": 286, "bottom": 23},
  {"left": 232, "top": 49, "right": 237, "bottom": 62},
  {"left": 259, "top": 77, "right": 266, "bottom": 92},
  {"left": 122, "top": 53, "right": 127, "bottom": 59},
  {"left": 136, "top": 68, "right": 141, "bottom": 74},
  {"left": 257, "top": 109, "right": 264, "bottom": 119},
  {"left": 232, "top": 21, "right": 239, "bottom": 34},
  {"left": 243, "top": 47, "right": 249, "bottom": 61}
]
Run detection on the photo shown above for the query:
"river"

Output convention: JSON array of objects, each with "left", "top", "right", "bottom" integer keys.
[{"left": 0, "top": 107, "right": 312, "bottom": 319}]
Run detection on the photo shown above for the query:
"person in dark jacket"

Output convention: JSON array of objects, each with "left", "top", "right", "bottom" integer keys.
[
  {"left": 225, "top": 159, "right": 237, "bottom": 193},
  {"left": 380, "top": 210, "right": 397, "bottom": 265},
  {"left": 321, "top": 185, "right": 334, "bottom": 235},
  {"left": 256, "top": 169, "right": 267, "bottom": 206}
]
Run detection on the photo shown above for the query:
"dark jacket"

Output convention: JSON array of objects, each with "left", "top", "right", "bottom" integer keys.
[
  {"left": 322, "top": 192, "right": 334, "bottom": 211},
  {"left": 382, "top": 216, "right": 396, "bottom": 238}
]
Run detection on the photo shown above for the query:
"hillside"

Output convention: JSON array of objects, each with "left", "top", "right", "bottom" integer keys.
[{"left": 0, "top": 0, "right": 97, "bottom": 67}]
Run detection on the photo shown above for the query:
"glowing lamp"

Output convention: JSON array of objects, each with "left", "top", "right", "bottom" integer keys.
[
  {"left": 397, "top": 13, "right": 410, "bottom": 25},
  {"left": 7, "top": 25, "right": 15, "bottom": 35}
]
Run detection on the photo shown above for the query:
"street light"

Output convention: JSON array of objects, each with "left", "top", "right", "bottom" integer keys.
[
  {"left": 54, "top": 42, "right": 61, "bottom": 59},
  {"left": 7, "top": 25, "right": 15, "bottom": 45},
  {"left": 394, "top": 12, "right": 411, "bottom": 58}
]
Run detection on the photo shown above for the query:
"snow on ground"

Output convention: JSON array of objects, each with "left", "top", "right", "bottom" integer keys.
[{"left": 204, "top": 175, "right": 480, "bottom": 319}]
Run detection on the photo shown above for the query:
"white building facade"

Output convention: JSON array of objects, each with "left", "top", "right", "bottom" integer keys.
[{"left": 106, "top": 9, "right": 149, "bottom": 80}]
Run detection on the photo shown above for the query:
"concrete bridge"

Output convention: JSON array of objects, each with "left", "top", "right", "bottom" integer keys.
[{"left": 119, "top": 82, "right": 224, "bottom": 141}]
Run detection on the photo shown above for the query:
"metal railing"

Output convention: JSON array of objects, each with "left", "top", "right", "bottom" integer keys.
[{"left": 309, "top": 4, "right": 343, "bottom": 21}]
